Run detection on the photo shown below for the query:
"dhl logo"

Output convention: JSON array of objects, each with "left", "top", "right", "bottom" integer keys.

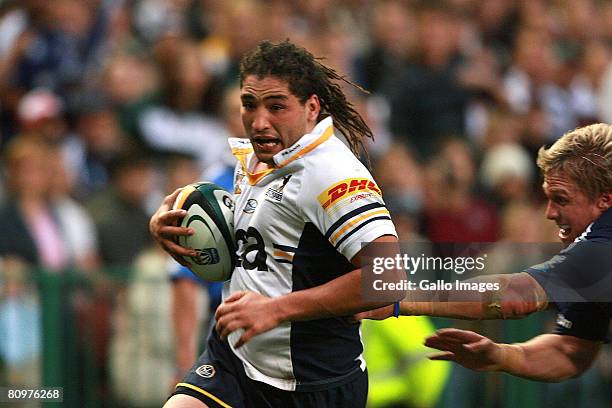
[{"left": 318, "top": 178, "right": 381, "bottom": 209}]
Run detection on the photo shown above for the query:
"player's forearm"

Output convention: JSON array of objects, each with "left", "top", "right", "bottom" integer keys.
[
  {"left": 400, "top": 273, "right": 548, "bottom": 320},
  {"left": 493, "top": 334, "right": 600, "bottom": 382},
  {"left": 276, "top": 268, "right": 403, "bottom": 322}
]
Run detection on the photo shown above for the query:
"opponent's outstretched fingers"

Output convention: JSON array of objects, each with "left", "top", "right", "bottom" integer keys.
[
  {"left": 428, "top": 351, "right": 455, "bottom": 361},
  {"left": 463, "top": 337, "right": 491, "bottom": 352}
]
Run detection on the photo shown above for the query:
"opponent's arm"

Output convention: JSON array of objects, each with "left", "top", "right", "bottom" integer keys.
[
  {"left": 426, "top": 328, "right": 601, "bottom": 382},
  {"left": 215, "top": 235, "right": 404, "bottom": 347},
  {"left": 358, "top": 272, "right": 549, "bottom": 321}
]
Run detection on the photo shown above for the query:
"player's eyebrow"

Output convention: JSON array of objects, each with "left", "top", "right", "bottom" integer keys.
[{"left": 240, "top": 94, "right": 288, "bottom": 102}]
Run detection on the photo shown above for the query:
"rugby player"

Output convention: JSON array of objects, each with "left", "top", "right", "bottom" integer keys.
[
  {"left": 360, "top": 123, "right": 612, "bottom": 382},
  {"left": 150, "top": 40, "right": 403, "bottom": 407}
]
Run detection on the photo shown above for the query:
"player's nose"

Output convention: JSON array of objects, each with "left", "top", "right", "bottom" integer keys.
[
  {"left": 544, "top": 200, "right": 559, "bottom": 220},
  {"left": 251, "top": 111, "right": 271, "bottom": 131}
]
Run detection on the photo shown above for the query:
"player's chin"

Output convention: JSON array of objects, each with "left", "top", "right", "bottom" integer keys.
[{"left": 253, "top": 149, "right": 280, "bottom": 164}]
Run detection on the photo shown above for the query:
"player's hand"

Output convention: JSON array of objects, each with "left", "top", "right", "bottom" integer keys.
[
  {"left": 215, "top": 291, "right": 283, "bottom": 348},
  {"left": 425, "top": 328, "right": 502, "bottom": 371},
  {"left": 149, "top": 188, "right": 196, "bottom": 266},
  {"left": 353, "top": 304, "right": 395, "bottom": 321}
]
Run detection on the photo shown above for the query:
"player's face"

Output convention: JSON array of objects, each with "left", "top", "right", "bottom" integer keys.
[
  {"left": 240, "top": 75, "right": 320, "bottom": 164},
  {"left": 543, "top": 171, "right": 609, "bottom": 244}
]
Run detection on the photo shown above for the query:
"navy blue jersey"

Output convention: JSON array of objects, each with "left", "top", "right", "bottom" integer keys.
[{"left": 526, "top": 208, "right": 612, "bottom": 341}]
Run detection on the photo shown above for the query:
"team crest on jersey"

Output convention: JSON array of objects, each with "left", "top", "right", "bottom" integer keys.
[
  {"left": 196, "top": 364, "right": 216, "bottom": 378},
  {"left": 318, "top": 178, "right": 382, "bottom": 210},
  {"left": 243, "top": 199, "right": 258, "bottom": 214},
  {"left": 265, "top": 175, "right": 292, "bottom": 203}
]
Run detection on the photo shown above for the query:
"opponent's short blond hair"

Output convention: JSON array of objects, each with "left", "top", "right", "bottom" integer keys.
[{"left": 537, "top": 123, "right": 612, "bottom": 199}]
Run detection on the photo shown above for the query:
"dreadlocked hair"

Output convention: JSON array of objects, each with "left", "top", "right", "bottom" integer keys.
[{"left": 239, "top": 40, "right": 374, "bottom": 165}]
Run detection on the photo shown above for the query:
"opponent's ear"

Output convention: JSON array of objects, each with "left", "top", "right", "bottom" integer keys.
[
  {"left": 305, "top": 94, "right": 320, "bottom": 122},
  {"left": 596, "top": 192, "right": 612, "bottom": 211}
]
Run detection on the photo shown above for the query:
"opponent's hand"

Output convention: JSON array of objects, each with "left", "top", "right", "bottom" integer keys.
[
  {"left": 425, "top": 328, "right": 502, "bottom": 371},
  {"left": 353, "top": 304, "right": 395, "bottom": 321},
  {"left": 215, "top": 291, "right": 283, "bottom": 348},
  {"left": 149, "top": 188, "right": 196, "bottom": 266}
]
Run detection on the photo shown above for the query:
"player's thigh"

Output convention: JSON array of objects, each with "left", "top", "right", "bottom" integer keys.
[
  {"left": 250, "top": 368, "right": 368, "bottom": 407},
  {"left": 172, "top": 330, "right": 247, "bottom": 408},
  {"left": 164, "top": 394, "right": 212, "bottom": 408}
]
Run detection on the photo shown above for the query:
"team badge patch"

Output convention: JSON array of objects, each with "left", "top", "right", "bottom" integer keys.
[
  {"left": 196, "top": 364, "right": 216, "bottom": 378},
  {"left": 243, "top": 199, "right": 258, "bottom": 214}
]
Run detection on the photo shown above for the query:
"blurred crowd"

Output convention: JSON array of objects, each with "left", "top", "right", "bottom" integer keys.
[{"left": 0, "top": 0, "right": 610, "bottom": 407}]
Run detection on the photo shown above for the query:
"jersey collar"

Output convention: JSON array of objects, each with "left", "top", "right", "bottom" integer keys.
[
  {"left": 228, "top": 117, "right": 334, "bottom": 185},
  {"left": 576, "top": 207, "right": 612, "bottom": 242}
]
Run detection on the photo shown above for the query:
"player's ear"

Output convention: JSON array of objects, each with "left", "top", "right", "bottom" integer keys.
[
  {"left": 305, "top": 94, "right": 320, "bottom": 122},
  {"left": 596, "top": 192, "right": 611, "bottom": 211}
]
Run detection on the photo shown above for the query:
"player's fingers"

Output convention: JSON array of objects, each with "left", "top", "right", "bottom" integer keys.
[
  {"left": 170, "top": 254, "right": 190, "bottom": 267},
  {"left": 158, "top": 226, "right": 194, "bottom": 238},
  {"left": 424, "top": 336, "right": 459, "bottom": 352},
  {"left": 436, "top": 328, "right": 481, "bottom": 342},
  {"left": 427, "top": 351, "right": 455, "bottom": 361},
  {"left": 234, "top": 330, "right": 254, "bottom": 349},
  {"left": 161, "top": 240, "right": 196, "bottom": 257},
  {"left": 225, "top": 291, "right": 247, "bottom": 303},
  {"left": 160, "top": 188, "right": 184, "bottom": 208},
  {"left": 159, "top": 209, "right": 188, "bottom": 224},
  {"left": 219, "top": 317, "right": 247, "bottom": 340},
  {"left": 426, "top": 332, "right": 465, "bottom": 346},
  {"left": 463, "top": 337, "right": 490, "bottom": 352}
]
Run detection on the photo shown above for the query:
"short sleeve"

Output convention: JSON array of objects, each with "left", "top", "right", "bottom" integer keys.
[
  {"left": 553, "top": 302, "right": 610, "bottom": 342},
  {"left": 299, "top": 159, "right": 397, "bottom": 262},
  {"left": 524, "top": 241, "right": 612, "bottom": 303}
]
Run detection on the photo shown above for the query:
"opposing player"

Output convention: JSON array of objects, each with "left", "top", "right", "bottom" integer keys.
[
  {"left": 360, "top": 123, "right": 612, "bottom": 382},
  {"left": 150, "top": 40, "right": 402, "bottom": 407}
]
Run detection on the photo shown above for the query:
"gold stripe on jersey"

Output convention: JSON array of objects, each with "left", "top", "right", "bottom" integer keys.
[
  {"left": 231, "top": 124, "right": 334, "bottom": 186},
  {"left": 275, "top": 124, "right": 334, "bottom": 168},
  {"left": 273, "top": 250, "right": 294, "bottom": 261},
  {"left": 329, "top": 208, "right": 390, "bottom": 246},
  {"left": 175, "top": 383, "right": 233, "bottom": 408}
]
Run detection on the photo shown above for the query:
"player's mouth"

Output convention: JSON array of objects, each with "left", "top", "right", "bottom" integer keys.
[
  {"left": 557, "top": 224, "right": 571, "bottom": 241},
  {"left": 253, "top": 136, "right": 282, "bottom": 153}
]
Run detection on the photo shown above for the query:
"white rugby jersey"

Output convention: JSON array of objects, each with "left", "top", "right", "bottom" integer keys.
[{"left": 224, "top": 116, "right": 397, "bottom": 391}]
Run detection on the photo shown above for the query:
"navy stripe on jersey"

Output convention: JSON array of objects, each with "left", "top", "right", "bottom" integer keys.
[
  {"left": 324, "top": 203, "right": 385, "bottom": 241},
  {"left": 334, "top": 215, "right": 392, "bottom": 249},
  {"left": 273, "top": 243, "right": 298, "bottom": 253},
  {"left": 290, "top": 223, "right": 362, "bottom": 389}
]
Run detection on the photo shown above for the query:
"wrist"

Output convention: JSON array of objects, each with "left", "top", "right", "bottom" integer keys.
[{"left": 495, "top": 343, "right": 525, "bottom": 374}]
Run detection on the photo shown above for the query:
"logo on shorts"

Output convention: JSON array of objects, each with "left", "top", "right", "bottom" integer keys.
[{"left": 196, "top": 364, "right": 216, "bottom": 378}]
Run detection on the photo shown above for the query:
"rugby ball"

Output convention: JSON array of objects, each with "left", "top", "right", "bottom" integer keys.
[{"left": 173, "top": 182, "right": 236, "bottom": 281}]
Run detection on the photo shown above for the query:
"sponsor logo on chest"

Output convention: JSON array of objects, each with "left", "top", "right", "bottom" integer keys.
[{"left": 265, "top": 175, "right": 292, "bottom": 203}]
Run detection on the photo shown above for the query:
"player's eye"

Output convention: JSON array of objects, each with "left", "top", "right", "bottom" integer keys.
[
  {"left": 554, "top": 196, "right": 569, "bottom": 206},
  {"left": 270, "top": 104, "right": 285, "bottom": 111},
  {"left": 242, "top": 101, "right": 256, "bottom": 110}
]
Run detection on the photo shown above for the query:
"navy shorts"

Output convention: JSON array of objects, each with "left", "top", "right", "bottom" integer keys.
[{"left": 172, "top": 329, "right": 368, "bottom": 408}]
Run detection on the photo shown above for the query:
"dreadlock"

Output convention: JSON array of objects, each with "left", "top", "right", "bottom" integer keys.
[{"left": 239, "top": 40, "right": 374, "bottom": 165}]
